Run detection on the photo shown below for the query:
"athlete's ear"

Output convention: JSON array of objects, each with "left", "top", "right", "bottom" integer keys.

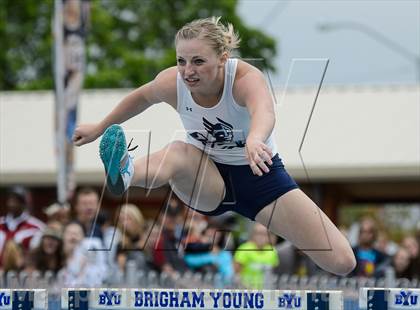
[{"left": 219, "top": 52, "right": 228, "bottom": 67}]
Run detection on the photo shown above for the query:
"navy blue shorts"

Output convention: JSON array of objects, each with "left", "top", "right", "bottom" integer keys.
[{"left": 194, "top": 154, "right": 299, "bottom": 221}]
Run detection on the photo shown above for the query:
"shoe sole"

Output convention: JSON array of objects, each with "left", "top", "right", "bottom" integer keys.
[{"left": 99, "top": 124, "right": 127, "bottom": 196}]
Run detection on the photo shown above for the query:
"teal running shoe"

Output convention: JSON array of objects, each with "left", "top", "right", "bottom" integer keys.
[{"left": 99, "top": 124, "right": 136, "bottom": 195}]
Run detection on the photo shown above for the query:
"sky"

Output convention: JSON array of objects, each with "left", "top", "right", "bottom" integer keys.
[{"left": 237, "top": 0, "right": 420, "bottom": 87}]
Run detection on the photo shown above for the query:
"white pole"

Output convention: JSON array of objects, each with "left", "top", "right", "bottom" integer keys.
[{"left": 54, "top": 0, "right": 67, "bottom": 204}]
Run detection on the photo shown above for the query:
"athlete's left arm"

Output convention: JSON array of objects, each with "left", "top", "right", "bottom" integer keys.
[{"left": 234, "top": 66, "right": 275, "bottom": 176}]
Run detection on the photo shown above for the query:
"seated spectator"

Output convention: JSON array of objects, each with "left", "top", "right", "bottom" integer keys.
[
  {"left": 1, "top": 240, "right": 25, "bottom": 273},
  {"left": 350, "top": 217, "right": 389, "bottom": 278},
  {"left": 152, "top": 204, "right": 188, "bottom": 275},
  {"left": 375, "top": 230, "right": 399, "bottom": 256},
  {"left": 274, "top": 240, "right": 320, "bottom": 277},
  {"left": 184, "top": 224, "right": 234, "bottom": 287},
  {"left": 73, "top": 187, "right": 102, "bottom": 240},
  {"left": 57, "top": 221, "right": 107, "bottom": 287},
  {"left": 0, "top": 186, "right": 45, "bottom": 267},
  {"left": 116, "top": 204, "right": 148, "bottom": 272},
  {"left": 392, "top": 247, "right": 412, "bottom": 279},
  {"left": 142, "top": 221, "right": 164, "bottom": 272},
  {"left": 402, "top": 235, "right": 420, "bottom": 279},
  {"left": 26, "top": 225, "right": 64, "bottom": 275},
  {"left": 43, "top": 202, "right": 71, "bottom": 227},
  {"left": 234, "top": 223, "right": 279, "bottom": 289},
  {"left": 182, "top": 212, "right": 209, "bottom": 254},
  {"left": 97, "top": 208, "right": 119, "bottom": 270}
]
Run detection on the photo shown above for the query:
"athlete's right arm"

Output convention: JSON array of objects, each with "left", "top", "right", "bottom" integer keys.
[{"left": 73, "top": 67, "right": 178, "bottom": 146}]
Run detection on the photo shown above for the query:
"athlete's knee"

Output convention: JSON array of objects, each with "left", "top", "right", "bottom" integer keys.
[
  {"left": 166, "top": 140, "right": 187, "bottom": 151},
  {"left": 164, "top": 141, "right": 196, "bottom": 170},
  {"left": 333, "top": 247, "right": 356, "bottom": 276}
]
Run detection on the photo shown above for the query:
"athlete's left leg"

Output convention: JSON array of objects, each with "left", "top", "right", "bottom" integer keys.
[{"left": 255, "top": 188, "right": 356, "bottom": 276}]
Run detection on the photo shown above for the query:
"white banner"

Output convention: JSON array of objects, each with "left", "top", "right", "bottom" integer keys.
[
  {"left": 53, "top": 0, "right": 89, "bottom": 203},
  {"left": 61, "top": 288, "right": 343, "bottom": 309}
]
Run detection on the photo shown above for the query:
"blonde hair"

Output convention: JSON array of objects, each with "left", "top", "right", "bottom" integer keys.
[
  {"left": 175, "top": 16, "right": 240, "bottom": 55},
  {"left": 118, "top": 204, "right": 145, "bottom": 249},
  {"left": 2, "top": 240, "right": 25, "bottom": 272}
]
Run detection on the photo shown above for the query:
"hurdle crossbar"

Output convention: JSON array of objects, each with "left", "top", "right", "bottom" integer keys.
[
  {"left": 0, "top": 289, "right": 47, "bottom": 310},
  {"left": 359, "top": 287, "right": 420, "bottom": 310},
  {"left": 62, "top": 288, "right": 342, "bottom": 309}
]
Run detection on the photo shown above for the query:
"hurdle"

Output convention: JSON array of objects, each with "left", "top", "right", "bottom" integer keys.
[
  {"left": 0, "top": 289, "right": 47, "bottom": 310},
  {"left": 359, "top": 287, "right": 420, "bottom": 310},
  {"left": 61, "top": 288, "right": 342, "bottom": 309}
]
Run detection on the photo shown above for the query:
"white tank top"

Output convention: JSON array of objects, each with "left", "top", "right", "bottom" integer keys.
[{"left": 176, "top": 58, "right": 278, "bottom": 165}]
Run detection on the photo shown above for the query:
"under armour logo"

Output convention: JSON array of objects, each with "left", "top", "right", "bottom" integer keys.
[{"left": 186, "top": 107, "right": 192, "bottom": 112}]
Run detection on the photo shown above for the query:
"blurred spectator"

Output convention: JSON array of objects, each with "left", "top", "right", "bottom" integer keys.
[
  {"left": 167, "top": 196, "right": 187, "bottom": 241},
  {"left": 350, "top": 217, "right": 389, "bottom": 278},
  {"left": 57, "top": 221, "right": 107, "bottom": 287},
  {"left": 142, "top": 221, "right": 163, "bottom": 271},
  {"left": 0, "top": 186, "right": 45, "bottom": 267},
  {"left": 402, "top": 235, "right": 420, "bottom": 279},
  {"left": 375, "top": 230, "right": 398, "bottom": 256},
  {"left": 152, "top": 204, "right": 188, "bottom": 275},
  {"left": 274, "top": 240, "right": 320, "bottom": 277},
  {"left": 1, "top": 240, "right": 25, "bottom": 272},
  {"left": 184, "top": 224, "right": 234, "bottom": 286},
  {"left": 116, "top": 204, "right": 148, "bottom": 272},
  {"left": 392, "top": 247, "right": 412, "bottom": 279},
  {"left": 234, "top": 223, "right": 279, "bottom": 289},
  {"left": 43, "top": 202, "right": 71, "bottom": 226},
  {"left": 97, "top": 208, "right": 119, "bottom": 269},
  {"left": 26, "top": 225, "right": 64, "bottom": 275},
  {"left": 73, "top": 187, "right": 102, "bottom": 240},
  {"left": 182, "top": 212, "right": 208, "bottom": 252}
]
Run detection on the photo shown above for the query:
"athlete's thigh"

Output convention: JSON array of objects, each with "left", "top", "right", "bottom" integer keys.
[
  {"left": 169, "top": 143, "right": 225, "bottom": 212},
  {"left": 255, "top": 188, "right": 354, "bottom": 274}
]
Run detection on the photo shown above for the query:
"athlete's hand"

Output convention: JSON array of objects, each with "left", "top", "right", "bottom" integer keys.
[
  {"left": 72, "top": 123, "right": 103, "bottom": 146},
  {"left": 245, "top": 137, "right": 273, "bottom": 176}
]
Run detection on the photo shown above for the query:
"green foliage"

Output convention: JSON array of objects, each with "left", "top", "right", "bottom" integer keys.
[
  {"left": 1, "top": 0, "right": 277, "bottom": 90},
  {"left": 0, "top": 1, "right": 54, "bottom": 90}
]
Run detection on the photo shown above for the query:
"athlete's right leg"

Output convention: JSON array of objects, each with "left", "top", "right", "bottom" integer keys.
[
  {"left": 100, "top": 125, "right": 225, "bottom": 212},
  {"left": 131, "top": 141, "right": 225, "bottom": 212}
]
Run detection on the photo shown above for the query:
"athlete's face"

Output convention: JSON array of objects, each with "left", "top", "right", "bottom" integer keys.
[{"left": 176, "top": 38, "right": 227, "bottom": 93}]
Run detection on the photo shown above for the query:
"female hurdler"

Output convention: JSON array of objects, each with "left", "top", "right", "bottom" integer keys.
[{"left": 73, "top": 17, "right": 356, "bottom": 276}]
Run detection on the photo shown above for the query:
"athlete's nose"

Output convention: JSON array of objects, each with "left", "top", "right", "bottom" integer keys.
[{"left": 185, "top": 62, "right": 195, "bottom": 76}]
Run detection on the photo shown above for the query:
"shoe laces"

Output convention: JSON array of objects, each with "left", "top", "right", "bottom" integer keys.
[
  {"left": 127, "top": 138, "right": 138, "bottom": 152},
  {"left": 121, "top": 138, "right": 138, "bottom": 177}
]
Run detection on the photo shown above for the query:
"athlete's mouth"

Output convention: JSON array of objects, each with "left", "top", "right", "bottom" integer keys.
[{"left": 185, "top": 77, "right": 199, "bottom": 83}]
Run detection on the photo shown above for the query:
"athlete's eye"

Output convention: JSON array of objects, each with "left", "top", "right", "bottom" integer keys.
[
  {"left": 194, "top": 59, "right": 205, "bottom": 65},
  {"left": 177, "top": 58, "right": 186, "bottom": 65}
]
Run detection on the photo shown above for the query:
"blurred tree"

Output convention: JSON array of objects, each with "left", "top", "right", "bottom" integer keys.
[
  {"left": 0, "top": 1, "right": 54, "bottom": 90},
  {"left": 1, "top": 0, "right": 277, "bottom": 90}
]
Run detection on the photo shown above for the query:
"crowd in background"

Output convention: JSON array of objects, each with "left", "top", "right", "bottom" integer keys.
[{"left": 1, "top": 186, "right": 419, "bottom": 289}]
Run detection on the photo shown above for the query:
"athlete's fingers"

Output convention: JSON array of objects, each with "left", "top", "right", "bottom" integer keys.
[
  {"left": 261, "top": 145, "right": 273, "bottom": 162},
  {"left": 248, "top": 153, "right": 260, "bottom": 175},
  {"left": 259, "top": 151, "right": 273, "bottom": 166},
  {"left": 250, "top": 162, "right": 263, "bottom": 176},
  {"left": 251, "top": 153, "right": 270, "bottom": 175},
  {"left": 263, "top": 144, "right": 273, "bottom": 156},
  {"left": 257, "top": 158, "right": 270, "bottom": 173},
  {"left": 254, "top": 148, "right": 272, "bottom": 167},
  {"left": 73, "top": 135, "right": 84, "bottom": 146}
]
